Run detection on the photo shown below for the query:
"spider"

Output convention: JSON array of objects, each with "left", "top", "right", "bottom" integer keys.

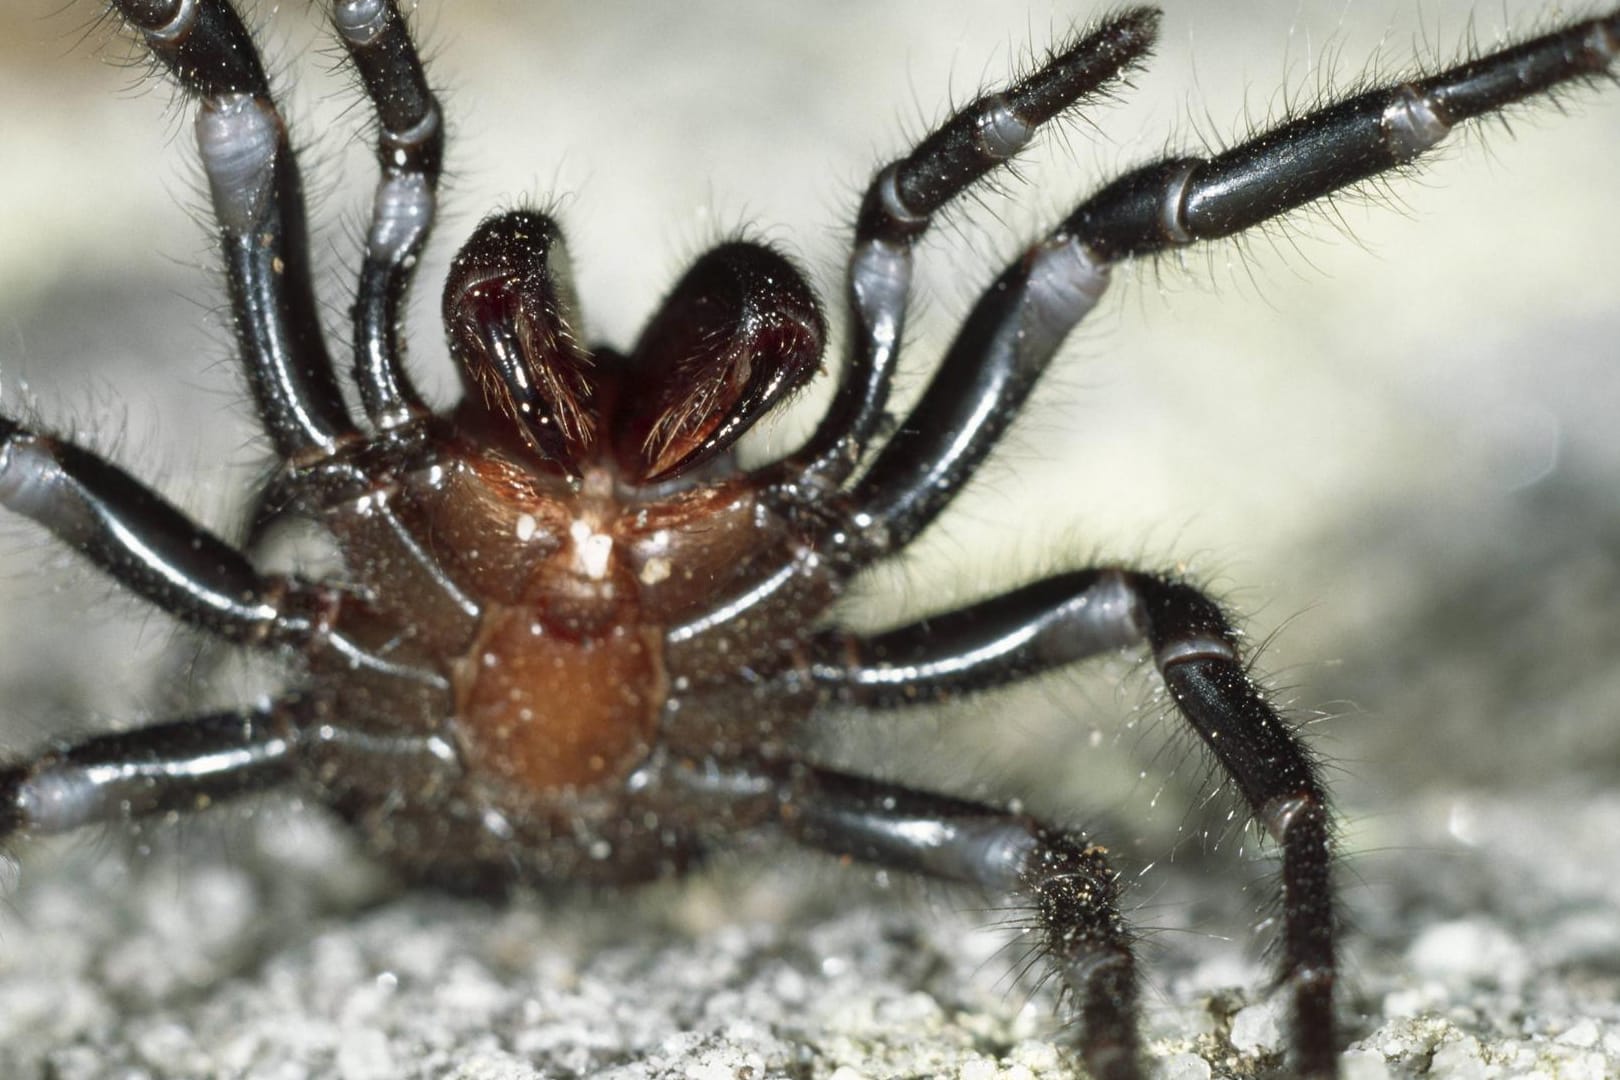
[{"left": 1, "top": 2, "right": 1616, "bottom": 1078}]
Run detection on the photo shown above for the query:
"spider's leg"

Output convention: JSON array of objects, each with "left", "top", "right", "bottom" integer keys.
[
  {"left": 0, "top": 417, "right": 444, "bottom": 687},
  {"left": 0, "top": 698, "right": 462, "bottom": 846},
  {"left": 0, "top": 703, "right": 302, "bottom": 842},
  {"left": 834, "top": 8, "right": 1620, "bottom": 563},
  {"left": 674, "top": 10, "right": 1157, "bottom": 648},
  {"left": 1062, "top": 9, "right": 1620, "bottom": 262},
  {"left": 808, "top": 568, "right": 1334, "bottom": 1078},
  {"left": 777, "top": 8, "right": 1159, "bottom": 494},
  {"left": 806, "top": 570, "right": 1138, "bottom": 707},
  {"left": 112, "top": 1, "right": 361, "bottom": 463},
  {"left": 330, "top": 0, "right": 442, "bottom": 430},
  {"left": 672, "top": 757, "right": 1142, "bottom": 1080},
  {"left": 694, "top": 13, "right": 1620, "bottom": 639}
]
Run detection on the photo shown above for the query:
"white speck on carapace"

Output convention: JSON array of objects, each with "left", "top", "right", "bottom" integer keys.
[{"left": 569, "top": 519, "right": 613, "bottom": 580}]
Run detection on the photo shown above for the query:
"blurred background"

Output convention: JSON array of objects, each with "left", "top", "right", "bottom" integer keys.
[{"left": 0, "top": 1, "right": 1616, "bottom": 1074}]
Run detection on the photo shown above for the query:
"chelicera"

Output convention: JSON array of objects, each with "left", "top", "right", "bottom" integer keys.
[{"left": 1, "top": 3, "right": 1616, "bottom": 1078}]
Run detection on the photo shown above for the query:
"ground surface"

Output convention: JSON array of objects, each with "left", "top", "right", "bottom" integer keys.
[
  {"left": 1, "top": 2, "right": 1617, "bottom": 1078},
  {"left": 2, "top": 791, "right": 1618, "bottom": 1079}
]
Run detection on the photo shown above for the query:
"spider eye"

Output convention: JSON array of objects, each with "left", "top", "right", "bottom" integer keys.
[
  {"left": 616, "top": 242, "right": 825, "bottom": 483},
  {"left": 444, "top": 210, "right": 597, "bottom": 477}
]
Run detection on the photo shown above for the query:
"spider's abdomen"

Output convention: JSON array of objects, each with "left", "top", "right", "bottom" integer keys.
[{"left": 452, "top": 605, "right": 664, "bottom": 792}]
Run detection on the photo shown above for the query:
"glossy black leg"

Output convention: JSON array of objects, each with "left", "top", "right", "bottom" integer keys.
[
  {"left": 0, "top": 418, "right": 442, "bottom": 686},
  {"left": 681, "top": 9, "right": 1620, "bottom": 651},
  {"left": 1130, "top": 575, "right": 1334, "bottom": 1079},
  {"left": 809, "top": 570, "right": 1140, "bottom": 708},
  {"left": 838, "top": 230, "right": 1111, "bottom": 554},
  {"left": 1068, "top": 10, "right": 1620, "bottom": 261},
  {"left": 810, "top": 568, "right": 1336, "bottom": 1078},
  {"left": 0, "top": 700, "right": 468, "bottom": 849},
  {"left": 112, "top": 0, "right": 360, "bottom": 462},
  {"left": 331, "top": 0, "right": 443, "bottom": 430},
  {"left": 780, "top": 8, "right": 1159, "bottom": 495},
  {"left": 0, "top": 704, "right": 301, "bottom": 841},
  {"left": 0, "top": 416, "right": 284, "bottom": 640},
  {"left": 675, "top": 758, "right": 1142, "bottom": 1080},
  {"left": 834, "top": 9, "right": 1619, "bottom": 559}
]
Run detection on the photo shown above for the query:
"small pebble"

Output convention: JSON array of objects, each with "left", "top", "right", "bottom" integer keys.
[
  {"left": 1229, "top": 1001, "right": 1282, "bottom": 1055},
  {"left": 1408, "top": 920, "right": 1527, "bottom": 984},
  {"left": 1428, "top": 1035, "right": 1487, "bottom": 1080},
  {"left": 336, "top": 1027, "right": 396, "bottom": 1080},
  {"left": 1339, "top": 1049, "right": 1392, "bottom": 1080},
  {"left": 1155, "top": 1052, "right": 1212, "bottom": 1080},
  {"left": 1557, "top": 1019, "right": 1600, "bottom": 1048}
]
